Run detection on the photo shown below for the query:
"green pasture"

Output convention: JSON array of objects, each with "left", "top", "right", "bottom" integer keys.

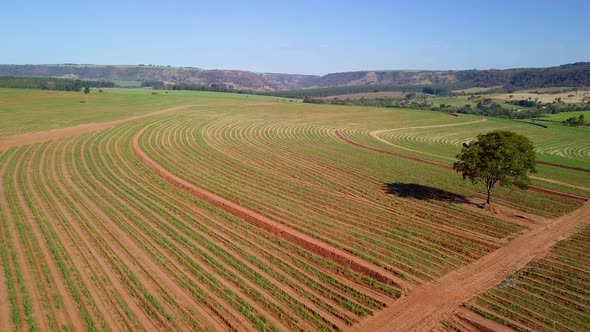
[
  {"left": 539, "top": 110, "right": 590, "bottom": 122},
  {"left": 0, "top": 88, "right": 290, "bottom": 138}
]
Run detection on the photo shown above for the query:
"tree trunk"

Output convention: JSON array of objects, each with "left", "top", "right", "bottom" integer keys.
[{"left": 486, "top": 185, "right": 493, "bottom": 205}]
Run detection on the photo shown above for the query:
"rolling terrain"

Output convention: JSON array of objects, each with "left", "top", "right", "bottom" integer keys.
[
  {"left": 1, "top": 62, "right": 589, "bottom": 91},
  {"left": 0, "top": 88, "right": 588, "bottom": 331}
]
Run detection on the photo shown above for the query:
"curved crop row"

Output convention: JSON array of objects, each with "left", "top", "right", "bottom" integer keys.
[
  {"left": 137, "top": 111, "right": 529, "bottom": 286},
  {"left": 336, "top": 128, "right": 583, "bottom": 218},
  {"left": 465, "top": 224, "right": 590, "bottom": 331},
  {"left": 1, "top": 94, "right": 587, "bottom": 331},
  {"left": 0, "top": 114, "right": 401, "bottom": 331},
  {"left": 373, "top": 119, "right": 590, "bottom": 166}
]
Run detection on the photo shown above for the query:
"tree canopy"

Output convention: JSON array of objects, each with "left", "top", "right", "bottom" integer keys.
[
  {"left": 453, "top": 130, "right": 536, "bottom": 205},
  {"left": 562, "top": 114, "right": 588, "bottom": 127},
  {"left": 0, "top": 76, "right": 114, "bottom": 91}
]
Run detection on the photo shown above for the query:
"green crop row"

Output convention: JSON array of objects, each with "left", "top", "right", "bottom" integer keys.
[
  {"left": 469, "top": 225, "right": 590, "bottom": 331},
  {"left": 138, "top": 113, "right": 523, "bottom": 284}
]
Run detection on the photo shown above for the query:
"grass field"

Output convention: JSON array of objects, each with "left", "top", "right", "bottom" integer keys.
[
  {"left": 0, "top": 88, "right": 290, "bottom": 139},
  {"left": 452, "top": 86, "right": 502, "bottom": 94},
  {"left": 0, "top": 88, "right": 588, "bottom": 331},
  {"left": 490, "top": 89, "right": 590, "bottom": 104},
  {"left": 429, "top": 96, "right": 478, "bottom": 108},
  {"left": 318, "top": 91, "right": 407, "bottom": 99},
  {"left": 539, "top": 110, "right": 590, "bottom": 122}
]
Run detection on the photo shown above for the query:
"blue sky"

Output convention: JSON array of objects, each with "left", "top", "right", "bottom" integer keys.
[{"left": 2, "top": 0, "right": 589, "bottom": 75}]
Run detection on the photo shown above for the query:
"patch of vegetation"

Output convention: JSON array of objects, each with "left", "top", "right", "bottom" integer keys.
[
  {"left": 453, "top": 131, "right": 537, "bottom": 205},
  {"left": 562, "top": 114, "right": 588, "bottom": 127},
  {"left": 143, "top": 81, "right": 256, "bottom": 94},
  {"left": 454, "top": 62, "right": 590, "bottom": 89},
  {"left": 272, "top": 82, "right": 474, "bottom": 99},
  {"left": 0, "top": 76, "right": 115, "bottom": 91},
  {"left": 538, "top": 110, "right": 590, "bottom": 122},
  {"left": 305, "top": 91, "right": 590, "bottom": 121}
]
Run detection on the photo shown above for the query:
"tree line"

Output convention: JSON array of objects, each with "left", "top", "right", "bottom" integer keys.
[
  {"left": 0, "top": 76, "right": 115, "bottom": 91},
  {"left": 562, "top": 114, "right": 588, "bottom": 127},
  {"left": 303, "top": 95, "right": 590, "bottom": 120},
  {"left": 265, "top": 82, "right": 473, "bottom": 99},
  {"left": 142, "top": 81, "right": 255, "bottom": 94},
  {"left": 454, "top": 62, "right": 590, "bottom": 90}
]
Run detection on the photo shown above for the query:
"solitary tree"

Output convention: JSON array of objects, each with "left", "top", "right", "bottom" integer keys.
[
  {"left": 83, "top": 87, "right": 90, "bottom": 103},
  {"left": 46, "top": 81, "right": 56, "bottom": 93},
  {"left": 563, "top": 114, "right": 587, "bottom": 126},
  {"left": 453, "top": 131, "right": 536, "bottom": 205}
]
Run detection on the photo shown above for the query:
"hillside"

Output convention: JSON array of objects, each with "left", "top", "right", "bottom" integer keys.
[
  {"left": 0, "top": 62, "right": 589, "bottom": 91},
  {"left": 0, "top": 65, "right": 278, "bottom": 91},
  {"left": 315, "top": 70, "right": 458, "bottom": 87}
]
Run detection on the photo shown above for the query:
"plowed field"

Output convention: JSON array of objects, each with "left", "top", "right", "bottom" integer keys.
[{"left": 0, "top": 88, "right": 588, "bottom": 331}]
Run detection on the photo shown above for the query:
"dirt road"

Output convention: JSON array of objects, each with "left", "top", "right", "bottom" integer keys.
[
  {"left": 131, "top": 126, "right": 413, "bottom": 292},
  {"left": 351, "top": 200, "right": 590, "bottom": 331},
  {"left": 335, "top": 130, "right": 588, "bottom": 201}
]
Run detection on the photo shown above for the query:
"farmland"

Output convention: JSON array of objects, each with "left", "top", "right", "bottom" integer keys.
[
  {"left": 335, "top": 111, "right": 590, "bottom": 198},
  {"left": 0, "top": 88, "right": 291, "bottom": 140},
  {"left": 539, "top": 110, "right": 590, "bottom": 122},
  {"left": 0, "top": 88, "right": 589, "bottom": 331},
  {"left": 488, "top": 89, "right": 590, "bottom": 104},
  {"left": 317, "top": 91, "right": 407, "bottom": 100},
  {"left": 440, "top": 216, "right": 590, "bottom": 332}
]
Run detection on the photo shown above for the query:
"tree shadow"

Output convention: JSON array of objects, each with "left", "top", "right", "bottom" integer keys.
[{"left": 383, "top": 182, "right": 475, "bottom": 206}]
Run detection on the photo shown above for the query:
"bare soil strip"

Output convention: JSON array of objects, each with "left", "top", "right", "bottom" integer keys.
[
  {"left": 457, "top": 198, "right": 548, "bottom": 228},
  {"left": 531, "top": 176, "right": 590, "bottom": 192},
  {"left": 446, "top": 307, "right": 513, "bottom": 332},
  {"left": 108, "top": 127, "right": 289, "bottom": 331},
  {"left": 370, "top": 119, "right": 488, "bottom": 134},
  {"left": 370, "top": 119, "right": 590, "bottom": 174},
  {"left": 351, "top": 200, "right": 590, "bottom": 331},
  {"left": 5, "top": 146, "right": 49, "bottom": 331},
  {"left": 370, "top": 130, "right": 590, "bottom": 193},
  {"left": 335, "top": 130, "right": 450, "bottom": 169},
  {"left": 335, "top": 130, "right": 588, "bottom": 202},
  {"left": 367, "top": 119, "right": 487, "bottom": 162},
  {"left": 0, "top": 149, "right": 17, "bottom": 332},
  {"left": 0, "top": 105, "right": 193, "bottom": 151},
  {"left": 527, "top": 185, "right": 588, "bottom": 201},
  {"left": 131, "top": 126, "right": 413, "bottom": 293},
  {"left": 538, "top": 160, "right": 590, "bottom": 174},
  {"left": 0, "top": 258, "right": 10, "bottom": 331},
  {"left": 55, "top": 138, "right": 166, "bottom": 330},
  {"left": 23, "top": 144, "right": 84, "bottom": 330}
]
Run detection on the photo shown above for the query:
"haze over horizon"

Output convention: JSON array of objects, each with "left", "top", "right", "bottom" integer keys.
[{"left": 3, "top": 0, "right": 589, "bottom": 75}]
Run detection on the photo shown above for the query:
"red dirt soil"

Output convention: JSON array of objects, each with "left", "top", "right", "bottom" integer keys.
[
  {"left": 131, "top": 126, "right": 413, "bottom": 293},
  {"left": 442, "top": 307, "right": 514, "bottom": 332},
  {"left": 537, "top": 160, "right": 590, "bottom": 174},
  {"left": 350, "top": 200, "right": 590, "bottom": 331},
  {"left": 0, "top": 105, "right": 193, "bottom": 151},
  {"left": 334, "top": 130, "right": 588, "bottom": 202},
  {"left": 459, "top": 198, "right": 549, "bottom": 227}
]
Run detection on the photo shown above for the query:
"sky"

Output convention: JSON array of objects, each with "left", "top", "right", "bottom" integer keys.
[{"left": 2, "top": 0, "right": 589, "bottom": 75}]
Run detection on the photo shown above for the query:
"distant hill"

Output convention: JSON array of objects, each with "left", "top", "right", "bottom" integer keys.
[
  {"left": 0, "top": 62, "right": 589, "bottom": 91},
  {"left": 0, "top": 65, "right": 277, "bottom": 91},
  {"left": 453, "top": 62, "right": 590, "bottom": 89},
  {"left": 314, "top": 70, "right": 458, "bottom": 87}
]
